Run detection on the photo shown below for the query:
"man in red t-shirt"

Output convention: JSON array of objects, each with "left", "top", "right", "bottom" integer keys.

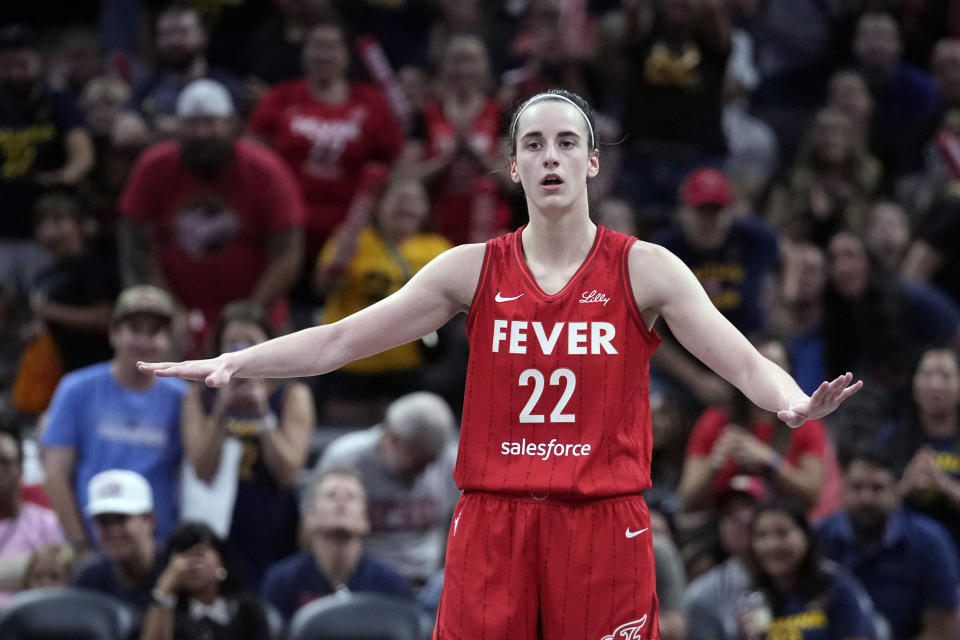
[{"left": 119, "top": 79, "right": 305, "bottom": 349}]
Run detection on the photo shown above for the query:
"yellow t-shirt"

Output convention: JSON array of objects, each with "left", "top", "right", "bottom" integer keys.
[{"left": 319, "top": 228, "right": 452, "bottom": 373}]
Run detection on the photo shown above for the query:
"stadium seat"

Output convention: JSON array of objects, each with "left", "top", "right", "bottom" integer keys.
[
  {"left": 288, "top": 591, "right": 425, "bottom": 640},
  {"left": 0, "top": 587, "right": 136, "bottom": 640},
  {"left": 262, "top": 598, "right": 287, "bottom": 640}
]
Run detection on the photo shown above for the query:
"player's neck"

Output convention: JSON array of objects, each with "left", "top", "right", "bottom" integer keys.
[{"left": 522, "top": 207, "right": 597, "bottom": 270}]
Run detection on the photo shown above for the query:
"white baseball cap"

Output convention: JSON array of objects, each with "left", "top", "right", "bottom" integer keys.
[
  {"left": 86, "top": 469, "right": 154, "bottom": 517},
  {"left": 176, "top": 78, "right": 234, "bottom": 118}
]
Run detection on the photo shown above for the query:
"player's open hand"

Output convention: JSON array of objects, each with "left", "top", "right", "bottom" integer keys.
[
  {"left": 137, "top": 355, "right": 235, "bottom": 387},
  {"left": 776, "top": 372, "right": 863, "bottom": 428}
]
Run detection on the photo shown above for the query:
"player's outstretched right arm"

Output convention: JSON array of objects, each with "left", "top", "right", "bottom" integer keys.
[{"left": 138, "top": 243, "right": 485, "bottom": 386}]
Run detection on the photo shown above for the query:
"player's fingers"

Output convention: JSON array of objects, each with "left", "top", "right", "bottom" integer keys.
[
  {"left": 777, "top": 410, "right": 801, "bottom": 427},
  {"left": 836, "top": 379, "right": 863, "bottom": 403},
  {"left": 137, "top": 361, "right": 169, "bottom": 373}
]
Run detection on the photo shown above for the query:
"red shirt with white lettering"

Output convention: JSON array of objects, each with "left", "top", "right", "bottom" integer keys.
[
  {"left": 247, "top": 80, "right": 403, "bottom": 250},
  {"left": 457, "top": 226, "right": 661, "bottom": 498}
]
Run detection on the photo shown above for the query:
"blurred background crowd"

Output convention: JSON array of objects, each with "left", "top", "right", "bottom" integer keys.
[{"left": 2, "top": 0, "right": 960, "bottom": 638}]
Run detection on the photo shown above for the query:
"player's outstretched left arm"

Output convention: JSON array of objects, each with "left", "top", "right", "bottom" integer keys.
[
  {"left": 138, "top": 244, "right": 485, "bottom": 387},
  {"left": 629, "top": 243, "right": 862, "bottom": 427}
]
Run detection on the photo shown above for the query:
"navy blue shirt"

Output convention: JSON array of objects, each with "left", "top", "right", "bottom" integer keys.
[
  {"left": 651, "top": 218, "right": 779, "bottom": 334},
  {"left": 816, "top": 509, "right": 960, "bottom": 639},
  {"left": 260, "top": 552, "right": 413, "bottom": 620},
  {"left": 71, "top": 551, "right": 162, "bottom": 616},
  {"left": 768, "top": 567, "right": 874, "bottom": 640}
]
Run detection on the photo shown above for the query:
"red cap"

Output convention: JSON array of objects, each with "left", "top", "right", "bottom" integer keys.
[
  {"left": 719, "top": 474, "right": 767, "bottom": 503},
  {"left": 680, "top": 168, "right": 732, "bottom": 207}
]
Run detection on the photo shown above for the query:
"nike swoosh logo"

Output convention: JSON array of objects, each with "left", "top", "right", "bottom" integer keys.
[
  {"left": 625, "top": 528, "right": 648, "bottom": 539},
  {"left": 495, "top": 292, "right": 524, "bottom": 302}
]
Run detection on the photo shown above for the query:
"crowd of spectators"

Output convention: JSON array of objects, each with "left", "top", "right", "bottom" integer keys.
[{"left": 2, "top": 0, "right": 960, "bottom": 638}]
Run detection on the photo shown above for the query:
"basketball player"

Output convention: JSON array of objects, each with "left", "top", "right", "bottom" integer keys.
[{"left": 139, "top": 90, "right": 862, "bottom": 640}]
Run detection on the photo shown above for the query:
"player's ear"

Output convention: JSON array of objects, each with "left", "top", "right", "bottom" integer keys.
[
  {"left": 509, "top": 157, "right": 521, "bottom": 184},
  {"left": 587, "top": 150, "right": 599, "bottom": 179}
]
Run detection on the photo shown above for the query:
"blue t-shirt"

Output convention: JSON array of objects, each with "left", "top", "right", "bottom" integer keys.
[
  {"left": 816, "top": 509, "right": 960, "bottom": 640},
  {"left": 260, "top": 552, "right": 413, "bottom": 620},
  {"left": 651, "top": 218, "right": 779, "bottom": 334},
  {"left": 768, "top": 568, "right": 874, "bottom": 640},
  {"left": 42, "top": 362, "right": 186, "bottom": 543}
]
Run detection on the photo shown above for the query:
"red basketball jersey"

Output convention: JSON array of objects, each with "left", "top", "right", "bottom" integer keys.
[{"left": 456, "top": 226, "right": 661, "bottom": 498}]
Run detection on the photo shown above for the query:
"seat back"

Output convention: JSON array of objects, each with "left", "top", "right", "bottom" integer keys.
[
  {"left": 288, "top": 592, "right": 424, "bottom": 640},
  {"left": 0, "top": 587, "right": 136, "bottom": 640}
]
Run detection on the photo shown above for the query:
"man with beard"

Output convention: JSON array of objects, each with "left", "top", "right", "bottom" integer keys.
[
  {"left": 816, "top": 447, "right": 960, "bottom": 640},
  {"left": 260, "top": 468, "right": 413, "bottom": 620},
  {"left": 119, "top": 79, "right": 304, "bottom": 352},
  {"left": 129, "top": 5, "right": 246, "bottom": 136},
  {"left": 0, "top": 24, "right": 94, "bottom": 300}
]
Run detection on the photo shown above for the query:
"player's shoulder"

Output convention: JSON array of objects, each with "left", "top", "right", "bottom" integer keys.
[{"left": 626, "top": 239, "right": 679, "bottom": 275}]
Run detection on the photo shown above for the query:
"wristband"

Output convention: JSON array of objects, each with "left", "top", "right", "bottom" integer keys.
[{"left": 151, "top": 588, "right": 176, "bottom": 610}]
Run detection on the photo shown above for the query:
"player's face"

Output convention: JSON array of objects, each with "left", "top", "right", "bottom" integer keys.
[
  {"left": 750, "top": 510, "right": 808, "bottom": 584},
  {"left": 510, "top": 101, "right": 598, "bottom": 213},
  {"left": 913, "top": 348, "right": 960, "bottom": 418}
]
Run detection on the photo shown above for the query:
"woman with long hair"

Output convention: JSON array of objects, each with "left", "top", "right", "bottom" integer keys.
[
  {"left": 180, "top": 301, "right": 314, "bottom": 590},
  {"left": 743, "top": 501, "right": 874, "bottom": 640},
  {"left": 400, "top": 33, "right": 513, "bottom": 245},
  {"left": 142, "top": 522, "right": 269, "bottom": 640},
  {"left": 894, "top": 346, "right": 960, "bottom": 553},
  {"left": 768, "top": 108, "right": 881, "bottom": 246}
]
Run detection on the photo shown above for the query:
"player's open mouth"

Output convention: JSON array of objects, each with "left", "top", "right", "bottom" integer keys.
[{"left": 541, "top": 174, "right": 563, "bottom": 190}]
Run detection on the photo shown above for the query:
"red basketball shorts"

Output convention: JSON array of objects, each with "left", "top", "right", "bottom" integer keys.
[{"left": 433, "top": 491, "right": 661, "bottom": 640}]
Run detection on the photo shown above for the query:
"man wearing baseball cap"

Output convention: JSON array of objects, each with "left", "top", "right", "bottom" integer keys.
[
  {"left": 684, "top": 475, "right": 766, "bottom": 640},
  {"left": 119, "top": 77, "right": 304, "bottom": 353},
  {"left": 71, "top": 469, "right": 162, "bottom": 615},
  {"left": 42, "top": 286, "right": 186, "bottom": 552},
  {"left": 650, "top": 168, "right": 780, "bottom": 407}
]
